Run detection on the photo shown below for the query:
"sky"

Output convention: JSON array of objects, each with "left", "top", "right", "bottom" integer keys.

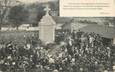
[{"left": 18, "top": 0, "right": 57, "bottom": 3}]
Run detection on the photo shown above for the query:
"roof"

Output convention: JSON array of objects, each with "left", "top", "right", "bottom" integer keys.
[{"left": 80, "top": 24, "right": 115, "bottom": 38}]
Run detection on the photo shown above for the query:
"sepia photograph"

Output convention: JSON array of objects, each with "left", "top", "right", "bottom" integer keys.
[{"left": 0, "top": 0, "right": 115, "bottom": 72}]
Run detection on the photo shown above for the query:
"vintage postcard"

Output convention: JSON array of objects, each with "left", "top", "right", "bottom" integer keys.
[{"left": 0, "top": 0, "right": 115, "bottom": 72}]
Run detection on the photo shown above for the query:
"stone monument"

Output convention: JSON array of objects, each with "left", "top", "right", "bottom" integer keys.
[{"left": 39, "top": 5, "right": 56, "bottom": 44}]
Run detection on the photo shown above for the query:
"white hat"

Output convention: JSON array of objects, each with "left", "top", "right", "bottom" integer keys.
[
  {"left": 104, "top": 70, "right": 108, "bottom": 72},
  {"left": 53, "top": 69, "right": 59, "bottom": 72}
]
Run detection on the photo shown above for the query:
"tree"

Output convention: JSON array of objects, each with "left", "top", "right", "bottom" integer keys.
[
  {"left": 48, "top": 1, "right": 59, "bottom": 16},
  {"left": 0, "top": 0, "right": 20, "bottom": 30},
  {"left": 27, "top": 3, "right": 45, "bottom": 26},
  {"left": 8, "top": 5, "right": 29, "bottom": 30}
]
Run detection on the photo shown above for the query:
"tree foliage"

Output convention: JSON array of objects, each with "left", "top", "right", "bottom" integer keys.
[
  {"left": 26, "top": 3, "right": 45, "bottom": 26},
  {"left": 0, "top": 0, "right": 20, "bottom": 29},
  {"left": 8, "top": 5, "right": 29, "bottom": 29}
]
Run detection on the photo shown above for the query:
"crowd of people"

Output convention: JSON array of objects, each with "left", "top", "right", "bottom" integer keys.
[
  {"left": 56, "top": 30, "right": 115, "bottom": 72},
  {"left": 0, "top": 30, "right": 115, "bottom": 72}
]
